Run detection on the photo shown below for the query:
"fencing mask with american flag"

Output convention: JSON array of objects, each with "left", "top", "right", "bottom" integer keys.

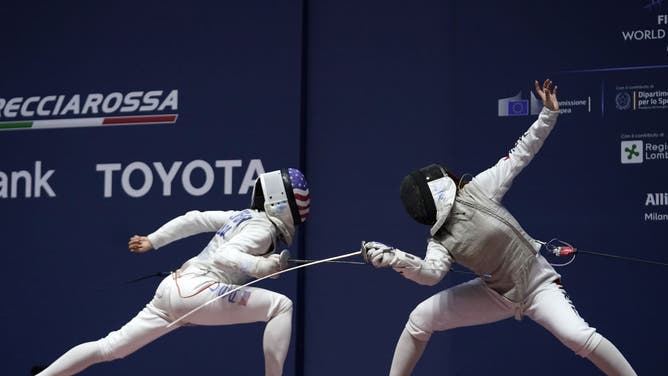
[{"left": 251, "top": 168, "right": 310, "bottom": 245}]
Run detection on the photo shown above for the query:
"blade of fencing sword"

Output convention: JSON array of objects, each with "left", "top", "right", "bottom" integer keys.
[
  {"left": 289, "top": 258, "right": 366, "bottom": 265},
  {"left": 165, "top": 250, "right": 362, "bottom": 328},
  {"left": 291, "top": 258, "right": 490, "bottom": 277},
  {"left": 124, "top": 271, "right": 171, "bottom": 284},
  {"left": 575, "top": 248, "right": 668, "bottom": 267}
]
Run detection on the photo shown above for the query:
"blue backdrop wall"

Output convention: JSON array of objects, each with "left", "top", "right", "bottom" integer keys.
[{"left": 1, "top": 1, "right": 666, "bottom": 375}]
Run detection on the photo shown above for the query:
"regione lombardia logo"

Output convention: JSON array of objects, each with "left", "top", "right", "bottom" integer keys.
[{"left": 621, "top": 140, "right": 643, "bottom": 164}]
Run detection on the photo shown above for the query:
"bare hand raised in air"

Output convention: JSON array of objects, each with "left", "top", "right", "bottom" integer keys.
[{"left": 534, "top": 79, "right": 559, "bottom": 111}]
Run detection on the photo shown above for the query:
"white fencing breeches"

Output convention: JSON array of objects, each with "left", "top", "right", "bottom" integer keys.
[
  {"left": 406, "top": 278, "right": 602, "bottom": 356},
  {"left": 38, "top": 271, "right": 292, "bottom": 376}
]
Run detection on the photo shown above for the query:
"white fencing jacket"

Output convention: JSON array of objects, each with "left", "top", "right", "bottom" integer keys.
[
  {"left": 147, "top": 209, "right": 282, "bottom": 284},
  {"left": 406, "top": 108, "right": 561, "bottom": 303}
]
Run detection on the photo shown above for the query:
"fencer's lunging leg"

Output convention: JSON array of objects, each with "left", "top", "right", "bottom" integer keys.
[
  {"left": 389, "top": 328, "right": 428, "bottom": 376},
  {"left": 36, "top": 341, "right": 106, "bottom": 376},
  {"left": 389, "top": 279, "right": 516, "bottom": 375},
  {"left": 36, "top": 304, "right": 174, "bottom": 376},
  {"left": 586, "top": 337, "right": 637, "bottom": 376},
  {"left": 180, "top": 282, "right": 294, "bottom": 376},
  {"left": 263, "top": 297, "right": 293, "bottom": 376},
  {"left": 525, "top": 282, "right": 636, "bottom": 376}
]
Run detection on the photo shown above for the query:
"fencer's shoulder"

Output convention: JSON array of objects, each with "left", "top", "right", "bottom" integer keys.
[
  {"left": 236, "top": 213, "right": 279, "bottom": 246},
  {"left": 247, "top": 208, "right": 272, "bottom": 221},
  {"left": 244, "top": 209, "right": 278, "bottom": 229},
  {"left": 221, "top": 209, "right": 272, "bottom": 225},
  {"left": 215, "top": 210, "right": 276, "bottom": 242},
  {"left": 455, "top": 178, "right": 483, "bottom": 199},
  {"left": 182, "top": 209, "right": 261, "bottom": 228}
]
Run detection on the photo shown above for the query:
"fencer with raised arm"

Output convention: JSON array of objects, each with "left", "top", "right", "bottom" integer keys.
[{"left": 363, "top": 80, "right": 637, "bottom": 376}]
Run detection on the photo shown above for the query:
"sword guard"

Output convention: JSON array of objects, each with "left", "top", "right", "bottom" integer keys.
[
  {"left": 360, "top": 240, "right": 369, "bottom": 263},
  {"left": 279, "top": 249, "right": 291, "bottom": 270}
]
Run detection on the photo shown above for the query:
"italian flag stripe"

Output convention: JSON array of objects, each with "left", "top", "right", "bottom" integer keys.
[
  {"left": 102, "top": 114, "right": 178, "bottom": 125},
  {"left": 0, "top": 121, "right": 33, "bottom": 129},
  {"left": 31, "top": 118, "right": 105, "bottom": 128},
  {"left": 0, "top": 114, "right": 177, "bottom": 131}
]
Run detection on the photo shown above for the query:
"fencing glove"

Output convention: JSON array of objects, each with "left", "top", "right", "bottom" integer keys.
[
  {"left": 250, "top": 249, "right": 290, "bottom": 279},
  {"left": 362, "top": 241, "right": 422, "bottom": 270}
]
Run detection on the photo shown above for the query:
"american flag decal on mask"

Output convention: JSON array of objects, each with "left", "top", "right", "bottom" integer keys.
[{"left": 288, "top": 168, "right": 310, "bottom": 223}]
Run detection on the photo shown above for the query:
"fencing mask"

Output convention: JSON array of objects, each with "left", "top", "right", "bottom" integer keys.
[{"left": 400, "top": 163, "right": 456, "bottom": 236}]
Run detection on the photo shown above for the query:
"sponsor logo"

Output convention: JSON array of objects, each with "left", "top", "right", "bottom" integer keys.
[
  {"left": 0, "top": 158, "right": 267, "bottom": 200},
  {"left": 620, "top": 139, "right": 668, "bottom": 164},
  {"left": 615, "top": 92, "right": 633, "bottom": 110},
  {"left": 615, "top": 84, "right": 668, "bottom": 111},
  {"left": 497, "top": 88, "right": 591, "bottom": 117},
  {"left": 0, "top": 161, "right": 56, "bottom": 199},
  {"left": 0, "top": 90, "right": 178, "bottom": 131},
  {"left": 621, "top": 140, "right": 644, "bottom": 163},
  {"left": 498, "top": 91, "right": 540, "bottom": 117},
  {"left": 96, "top": 159, "right": 265, "bottom": 198},
  {"left": 507, "top": 99, "right": 529, "bottom": 116}
]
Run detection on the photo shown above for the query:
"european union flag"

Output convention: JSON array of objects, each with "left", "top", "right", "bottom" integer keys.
[{"left": 507, "top": 100, "right": 529, "bottom": 116}]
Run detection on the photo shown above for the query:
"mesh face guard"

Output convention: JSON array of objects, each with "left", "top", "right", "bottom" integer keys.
[
  {"left": 249, "top": 170, "right": 295, "bottom": 245},
  {"left": 260, "top": 170, "right": 289, "bottom": 211},
  {"left": 400, "top": 164, "right": 457, "bottom": 235},
  {"left": 250, "top": 178, "right": 265, "bottom": 211},
  {"left": 400, "top": 172, "right": 437, "bottom": 226}
]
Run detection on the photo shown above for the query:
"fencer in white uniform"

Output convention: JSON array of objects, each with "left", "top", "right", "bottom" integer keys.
[
  {"left": 34, "top": 168, "right": 310, "bottom": 376},
  {"left": 363, "top": 80, "right": 637, "bottom": 376}
]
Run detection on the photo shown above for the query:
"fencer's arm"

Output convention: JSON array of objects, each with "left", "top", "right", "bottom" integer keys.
[
  {"left": 473, "top": 107, "right": 559, "bottom": 201},
  {"left": 474, "top": 79, "right": 559, "bottom": 201},
  {"left": 147, "top": 210, "right": 233, "bottom": 250},
  {"left": 397, "top": 239, "right": 453, "bottom": 285},
  {"left": 213, "top": 234, "right": 286, "bottom": 278},
  {"left": 364, "top": 240, "right": 453, "bottom": 286}
]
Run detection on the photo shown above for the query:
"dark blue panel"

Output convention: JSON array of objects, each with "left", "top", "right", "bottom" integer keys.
[
  {"left": 302, "top": 1, "right": 456, "bottom": 374},
  {"left": 303, "top": 0, "right": 666, "bottom": 375},
  {"left": 0, "top": 1, "right": 303, "bottom": 375}
]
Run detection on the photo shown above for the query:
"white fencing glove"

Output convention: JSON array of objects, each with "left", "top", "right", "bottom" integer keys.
[
  {"left": 252, "top": 249, "right": 290, "bottom": 279},
  {"left": 362, "top": 241, "right": 422, "bottom": 270}
]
